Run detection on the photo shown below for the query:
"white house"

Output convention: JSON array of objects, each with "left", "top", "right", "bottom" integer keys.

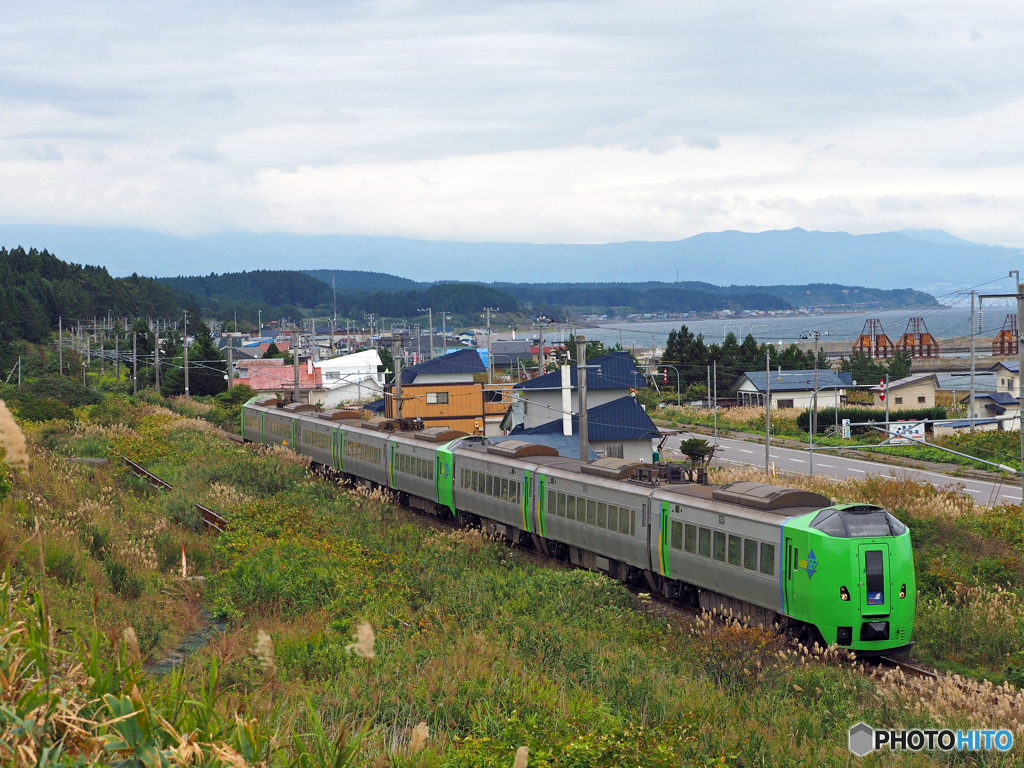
[
  {"left": 989, "top": 361, "right": 1020, "bottom": 397},
  {"left": 733, "top": 370, "right": 853, "bottom": 410},
  {"left": 312, "top": 349, "right": 385, "bottom": 406}
]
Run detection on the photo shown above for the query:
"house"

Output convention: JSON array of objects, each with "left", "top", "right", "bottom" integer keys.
[
  {"left": 244, "top": 363, "right": 322, "bottom": 404},
  {"left": 512, "top": 351, "right": 646, "bottom": 430},
  {"left": 733, "top": 370, "right": 853, "bottom": 409},
  {"left": 989, "top": 361, "right": 1020, "bottom": 397},
  {"left": 510, "top": 394, "right": 659, "bottom": 462},
  {"left": 507, "top": 352, "right": 657, "bottom": 461},
  {"left": 313, "top": 350, "right": 385, "bottom": 405},
  {"left": 957, "top": 392, "right": 1020, "bottom": 430},
  {"left": 869, "top": 374, "right": 940, "bottom": 409},
  {"left": 383, "top": 350, "right": 491, "bottom": 434}
]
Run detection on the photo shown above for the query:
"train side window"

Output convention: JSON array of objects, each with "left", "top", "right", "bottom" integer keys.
[
  {"left": 501, "top": 478, "right": 509, "bottom": 501},
  {"left": 556, "top": 493, "right": 566, "bottom": 516},
  {"left": 608, "top": 505, "right": 618, "bottom": 532},
  {"left": 429, "top": 461, "right": 434, "bottom": 479},
  {"left": 670, "top": 520, "right": 683, "bottom": 550},
  {"left": 597, "top": 503, "right": 607, "bottom": 528},
  {"left": 486, "top": 475, "right": 493, "bottom": 496},
  {"left": 619, "top": 508, "right": 630, "bottom": 534},
  {"left": 743, "top": 539, "right": 757, "bottom": 570},
  {"left": 684, "top": 524, "right": 696, "bottom": 553},
  {"left": 567, "top": 496, "right": 576, "bottom": 520},
  {"left": 587, "top": 500, "right": 597, "bottom": 526},
  {"left": 760, "top": 543, "right": 775, "bottom": 576},
  {"left": 631, "top": 509, "right": 636, "bottom": 536},
  {"left": 512, "top": 482, "right": 519, "bottom": 504},
  {"left": 548, "top": 489, "right": 556, "bottom": 514},
  {"left": 698, "top": 528, "right": 711, "bottom": 557},
  {"left": 472, "top": 471, "right": 479, "bottom": 492},
  {"left": 713, "top": 531, "right": 726, "bottom": 562},
  {"left": 728, "top": 535, "right": 741, "bottom": 566}
]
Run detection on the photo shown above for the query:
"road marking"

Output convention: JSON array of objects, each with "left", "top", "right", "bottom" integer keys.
[
  {"left": 1006, "top": 496, "right": 1022, "bottom": 501},
  {"left": 966, "top": 489, "right": 981, "bottom": 494},
  {"left": 818, "top": 463, "right": 834, "bottom": 468},
  {"left": 739, "top": 449, "right": 753, "bottom": 454},
  {"left": 791, "top": 459, "right": 805, "bottom": 463},
  {"left": 848, "top": 469, "right": 865, "bottom": 473}
]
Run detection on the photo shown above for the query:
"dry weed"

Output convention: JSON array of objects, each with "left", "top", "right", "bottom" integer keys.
[{"left": 0, "top": 400, "right": 30, "bottom": 474}]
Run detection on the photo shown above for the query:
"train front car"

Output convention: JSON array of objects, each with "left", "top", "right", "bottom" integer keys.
[{"left": 782, "top": 504, "right": 915, "bottom": 655}]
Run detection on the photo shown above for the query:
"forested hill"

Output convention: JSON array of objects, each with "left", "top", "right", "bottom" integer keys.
[
  {"left": 300, "top": 269, "right": 423, "bottom": 293},
  {"left": 0, "top": 247, "right": 176, "bottom": 344},
  {"left": 159, "top": 271, "right": 336, "bottom": 314}
]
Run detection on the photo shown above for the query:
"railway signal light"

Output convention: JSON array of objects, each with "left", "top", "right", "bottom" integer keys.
[{"left": 879, "top": 378, "right": 886, "bottom": 402}]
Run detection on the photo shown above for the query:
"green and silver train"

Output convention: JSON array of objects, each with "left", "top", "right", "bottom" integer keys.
[{"left": 242, "top": 397, "right": 915, "bottom": 654}]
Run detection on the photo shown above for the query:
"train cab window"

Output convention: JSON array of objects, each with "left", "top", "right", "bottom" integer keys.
[
  {"left": 698, "top": 528, "right": 711, "bottom": 557},
  {"left": 865, "top": 550, "right": 885, "bottom": 604},
  {"left": 608, "top": 505, "right": 619, "bottom": 531},
  {"left": 743, "top": 539, "right": 757, "bottom": 570},
  {"left": 727, "top": 535, "right": 741, "bottom": 566},
  {"left": 713, "top": 531, "right": 726, "bottom": 562},
  {"left": 620, "top": 509, "right": 631, "bottom": 535},
  {"left": 670, "top": 520, "right": 683, "bottom": 550},
  {"left": 566, "top": 495, "right": 576, "bottom": 520},
  {"left": 597, "top": 503, "right": 607, "bottom": 528},
  {"left": 760, "top": 543, "right": 775, "bottom": 576},
  {"left": 587, "top": 500, "right": 597, "bottom": 526},
  {"left": 684, "top": 524, "right": 696, "bottom": 553}
]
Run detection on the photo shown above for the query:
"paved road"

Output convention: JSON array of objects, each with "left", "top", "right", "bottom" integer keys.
[{"left": 660, "top": 433, "right": 1022, "bottom": 507}]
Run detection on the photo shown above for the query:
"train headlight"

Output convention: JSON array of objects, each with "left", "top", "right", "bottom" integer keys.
[
  {"left": 899, "top": 583, "right": 907, "bottom": 599},
  {"left": 840, "top": 586, "right": 851, "bottom": 601}
]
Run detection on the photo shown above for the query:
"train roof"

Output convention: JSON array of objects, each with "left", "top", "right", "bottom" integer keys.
[{"left": 656, "top": 481, "right": 831, "bottom": 518}]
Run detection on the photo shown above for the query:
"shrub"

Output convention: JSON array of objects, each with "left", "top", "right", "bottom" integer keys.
[
  {"left": 797, "top": 406, "right": 946, "bottom": 433},
  {"left": 43, "top": 537, "right": 85, "bottom": 585},
  {"left": 16, "top": 396, "right": 75, "bottom": 422},
  {"left": 104, "top": 557, "right": 145, "bottom": 600},
  {"left": 23, "top": 377, "right": 102, "bottom": 407}
]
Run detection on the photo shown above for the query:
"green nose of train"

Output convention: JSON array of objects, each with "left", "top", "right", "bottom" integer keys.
[{"left": 782, "top": 504, "right": 914, "bottom": 654}]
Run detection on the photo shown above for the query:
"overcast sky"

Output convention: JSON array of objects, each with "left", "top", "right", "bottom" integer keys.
[{"left": 1, "top": 0, "right": 1022, "bottom": 246}]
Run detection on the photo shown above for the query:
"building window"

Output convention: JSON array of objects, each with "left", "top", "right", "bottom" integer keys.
[
  {"left": 894, "top": 397, "right": 903, "bottom": 404},
  {"left": 777, "top": 399, "right": 794, "bottom": 409},
  {"left": 917, "top": 396, "right": 926, "bottom": 403},
  {"left": 426, "top": 391, "right": 449, "bottom": 405}
]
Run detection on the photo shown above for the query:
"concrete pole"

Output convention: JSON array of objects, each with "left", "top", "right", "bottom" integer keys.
[
  {"left": 58, "top": 316, "right": 62, "bottom": 376},
  {"left": 486, "top": 307, "right": 493, "bottom": 385},
  {"left": 576, "top": 336, "right": 588, "bottom": 462},
  {"left": 561, "top": 364, "right": 572, "bottom": 436},
  {"left": 1017, "top": 272, "right": 1024, "bottom": 551},
  {"left": 713, "top": 362, "right": 718, "bottom": 467},
  {"left": 885, "top": 373, "right": 890, "bottom": 427},
  {"left": 132, "top": 332, "right": 137, "bottom": 394},
  {"left": 970, "top": 290, "right": 976, "bottom": 427},
  {"left": 154, "top": 328, "right": 160, "bottom": 391},
  {"left": 183, "top": 312, "right": 189, "bottom": 397},
  {"left": 226, "top": 345, "right": 234, "bottom": 389},
  {"left": 539, "top": 323, "right": 546, "bottom": 376},
  {"left": 293, "top": 331, "right": 301, "bottom": 403},
  {"left": 765, "top": 350, "right": 771, "bottom": 474}
]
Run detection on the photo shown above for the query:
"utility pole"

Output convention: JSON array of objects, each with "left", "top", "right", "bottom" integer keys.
[
  {"left": 713, "top": 362, "right": 718, "bottom": 467},
  {"left": 957, "top": 289, "right": 978, "bottom": 426},
  {"left": 539, "top": 320, "right": 546, "bottom": 376},
  {"left": 394, "top": 357, "right": 403, "bottom": 421},
  {"left": 183, "top": 311, "right": 190, "bottom": 397},
  {"left": 577, "top": 335, "right": 589, "bottom": 463},
  {"left": 417, "top": 309, "right": 432, "bottom": 358},
  {"left": 226, "top": 345, "right": 234, "bottom": 389},
  {"left": 132, "top": 331, "right": 138, "bottom": 394},
  {"left": 765, "top": 350, "right": 771, "bottom": 474},
  {"left": 885, "top": 373, "right": 890, "bottom": 426},
  {"left": 293, "top": 330, "right": 301, "bottom": 403},
  {"left": 154, "top": 325, "right": 160, "bottom": 391},
  {"left": 484, "top": 307, "right": 498, "bottom": 384},
  {"left": 810, "top": 330, "right": 820, "bottom": 476},
  {"left": 331, "top": 273, "right": 337, "bottom": 358}
]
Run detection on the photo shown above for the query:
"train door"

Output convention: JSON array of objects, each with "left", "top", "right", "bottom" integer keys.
[
  {"left": 858, "top": 544, "right": 891, "bottom": 617},
  {"left": 784, "top": 536, "right": 809, "bottom": 617},
  {"left": 537, "top": 474, "right": 547, "bottom": 535}
]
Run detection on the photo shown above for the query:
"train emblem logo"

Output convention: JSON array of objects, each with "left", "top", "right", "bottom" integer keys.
[
  {"left": 798, "top": 549, "right": 818, "bottom": 579},
  {"left": 439, "top": 461, "right": 450, "bottom": 479}
]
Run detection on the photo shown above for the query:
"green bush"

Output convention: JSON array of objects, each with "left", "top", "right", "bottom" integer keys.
[
  {"left": 23, "top": 377, "right": 102, "bottom": 407},
  {"left": 16, "top": 396, "right": 75, "bottom": 422},
  {"left": 104, "top": 557, "right": 145, "bottom": 600},
  {"left": 43, "top": 538, "right": 85, "bottom": 585}
]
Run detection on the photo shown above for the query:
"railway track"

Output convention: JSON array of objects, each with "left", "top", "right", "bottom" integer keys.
[
  {"left": 118, "top": 455, "right": 226, "bottom": 534},
  {"left": 878, "top": 655, "right": 941, "bottom": 680}
]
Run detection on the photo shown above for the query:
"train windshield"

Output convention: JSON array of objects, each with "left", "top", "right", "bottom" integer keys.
[{"left": 809, "top": 506, "right": 907, "bottom": 538}]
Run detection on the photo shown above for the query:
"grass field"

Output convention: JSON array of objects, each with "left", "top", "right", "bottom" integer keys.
[{"left": 3, "top": 395, "right": 1024, "bottom": 765}]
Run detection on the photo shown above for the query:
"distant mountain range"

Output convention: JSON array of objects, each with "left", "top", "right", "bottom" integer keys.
[{"left": 0, "top": 224, "right": 1016, "bottom": 294}]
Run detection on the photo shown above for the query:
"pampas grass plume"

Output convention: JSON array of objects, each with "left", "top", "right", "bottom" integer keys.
[
  {"left": 346, "top": 621, "right": 375, "bottom": 659},
  {"left": 0, "top": 401, "right": 28, "bottom": 474},
  {"left": 124, "top": 626, "right": 142, "bottom": 666},
  {"left": 513, "top": 746, "right": 528, "bottom": 768},
  {"left": 409, "top": 721, "right": 429, "bottom": 754},
  {"left": 254, "top": 629, "right": 277, "bottom": 678}
]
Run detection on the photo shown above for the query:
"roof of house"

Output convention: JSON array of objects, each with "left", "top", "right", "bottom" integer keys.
[
  {"left": 245, "top": 367, "right": 322, "bottom": 391},
  {"left": 511, "top": 394, "right": 658, "bottom": 443},
  {"left": 400, "top": 348, "right": 485, "bottom": 384},
  {"left": 514, "top": 351, "right": 643, "bottom": 391},
  {"left": 868, "top": 373, "right": 939, "bottom": 392},
  {"left": 736, "top": 370, "right": 853, "bottom": 393},
  {"left": 958, "top": 391, "right": 1019, "bottom": 406},
  {"left": 938, "top": 418, "right": 1001, "bottom": 428},
  {"left": 990, "top": 361, "right": 1020, "bottom": 373},
  {"left": 486, "top": 434, "right": 598, "bottom": 461},
  {"left": 363, "top": 399, "right": 386, "bottom": 414}
]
